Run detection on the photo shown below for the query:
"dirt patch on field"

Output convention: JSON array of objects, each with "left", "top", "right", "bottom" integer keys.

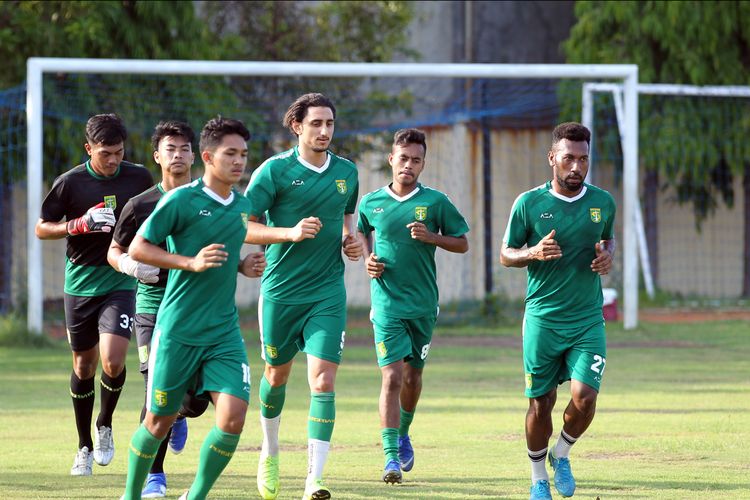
[{"left": 639, "top": 308, "right": 750, "bottom": 323}]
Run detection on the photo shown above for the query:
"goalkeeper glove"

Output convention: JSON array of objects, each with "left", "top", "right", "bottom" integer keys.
[
  {"left": 117, "top": 253, "right": 160, "bottom": 284},
  {"left": 67, "top": 202, "right": 116, "bottom": 235}
]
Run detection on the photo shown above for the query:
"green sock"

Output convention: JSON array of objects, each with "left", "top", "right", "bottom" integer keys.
[
  {"left": 308, "top": 392, "right": 336, "bottom": 441},
  {"left": 259, "top": 375, "right": 285, "bottom": 419},
  {"left": 381, "top": 427, "right": 399, "bottom": 465},
  {"left": 124, "top": 424, "right": 164, "bottom": 499},
  {"left": 188, "top": 426, "right": 241, "bottom": 500},
  {"left": 399, "top": 408, "right": 415, "bottom": 437}
]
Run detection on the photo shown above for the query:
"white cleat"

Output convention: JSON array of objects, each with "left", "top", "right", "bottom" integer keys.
[
  {"left": 93, "top": 425, "right": 114, "bottom": 465},
  {"left": 70, "top": 446, "right": 93, "bottom": 476},
  {"left": 177, "top": 491, "right": 189, "bottom": 500}
]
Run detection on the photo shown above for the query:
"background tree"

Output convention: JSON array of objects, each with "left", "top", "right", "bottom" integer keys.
[{"left": 562, "top": 0, "right": 750, "bottom": 293}]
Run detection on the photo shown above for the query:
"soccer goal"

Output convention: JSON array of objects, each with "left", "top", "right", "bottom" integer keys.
[
  {"left": 23, "top": 58, "right": 640, "bottom": 333},
  {"left": 582, "top": 82, "right": 750, "bottom": 311}
]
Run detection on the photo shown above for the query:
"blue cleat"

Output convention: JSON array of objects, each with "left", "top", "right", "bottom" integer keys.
[
  {"left": 169, "top": 417, "right": 188, "bottom": 454},
  {"left": 397, "top": 435, "right": 414, "bottom": 472},
  {"left": 141, "top": 472, "right": 167, "bottom": 498},
  {"left": 529, "top": 479, "right": 552, "bottom": 500},
  {"left": 382, "top": 459, "right": 402, "bottom": 484},
  {"left": 548, "top": 450, "right": 576, "bottom": 497}
]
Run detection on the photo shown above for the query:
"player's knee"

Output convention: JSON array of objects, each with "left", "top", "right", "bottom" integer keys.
[
  {"left": 100, "top": 359, "right": 125, "bottom": 378},
  {"left": 402, "top": 372, "right": 422, "bottom": 391},
  {"left": 381, "top": 370, "right": 403, "bottom": 393},
  {"left": 309, "top": 372, "right": 335, "bottom": 393},
  {"left": 573, "top": 390, "right": 597, "bottom": 415},
  {"left": 218, "top": 411, "right": 246, "bottom": 434},
  {"left": 529, "top": 393, "right": 556, "bottom": 416},
  {"left": 73, "top": 358, "right": 98, "bottom": 379}
]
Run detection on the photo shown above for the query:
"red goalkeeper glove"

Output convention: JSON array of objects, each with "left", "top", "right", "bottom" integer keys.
[{"left": 67, "top": 202, "right": 116, "bottom": 235}]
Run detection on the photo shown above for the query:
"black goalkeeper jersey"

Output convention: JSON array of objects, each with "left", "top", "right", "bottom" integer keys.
[
  {"left": 40, "top": 160, "right": 154, "bottom": 296},
  {"left": 112, "top": 184, "right": 170, "bottom": 314}
]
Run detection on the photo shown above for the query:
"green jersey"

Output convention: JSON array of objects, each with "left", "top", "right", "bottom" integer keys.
[
  {"left": 245, "top": 146, "right": 358, "bottom": 304},
  {"left": 504, "top": 181, "right": 616, "bottom": 327},
  {"left": 358, "top": 183, "right": 469, "bottom": 318},
  {"left": 138, "top": 178, "right": 251, "bottom": 346}
]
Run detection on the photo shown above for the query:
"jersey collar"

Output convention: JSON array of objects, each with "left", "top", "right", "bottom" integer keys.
[
  {"left": 385, "top": 183, "right": 421, "bottom": 202},
  {"left": 85, "top": 159, "right": 121, "bottom": 180},
  {"left": 200, "top": 178, "right": 235, "bottom": 206},
  {"left": 295, "top": 146, "right": 331, "bottom": 173},
  {"left": 547, "top": 180, "right": 587, "bottom": 203}
]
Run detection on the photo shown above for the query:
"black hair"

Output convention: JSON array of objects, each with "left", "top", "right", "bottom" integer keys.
[
  {"left": 283, "top": 93, "right": 336, "bottom": 136},
  {"left": 199, "top": 116, "right": 251, "bottom": 153},
  {"left": 151, "top": 120, "right": 196, "bottom": 151},
  {"left": 85, "top": 114, "right": 127, "bottom": 145}
]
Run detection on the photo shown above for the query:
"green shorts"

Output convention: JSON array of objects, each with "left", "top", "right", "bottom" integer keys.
[
  {"left": 371, "top": 310, "right": 437, "bottom": 369},
  {"left": 147, "top": 328, "right": 251, "bottom": 416},
  {"left": 258, "top": 294, "right": 346, "bottom": 366},
  {"left": 522, "top": 315, "right": 607, "bottom": 398}
]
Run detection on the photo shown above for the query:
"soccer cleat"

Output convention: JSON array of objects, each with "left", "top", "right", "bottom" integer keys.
[
  {"left": 548, "top": 450, "right": 576, "bottom": 497},
  {"left": 302, "top": 478, "right": 331, "bottom": 500},
  {"left": 141, "top": 472, "right": 167, "bottom": 498},
  {"left": 93, "top": 425, "right": 114, "bottom": 465},
  {"left": 169, "top": 417, "right": 188, "bottom": 454},
  {"left": 529, "top": 479, "right": 553, "bottom": 500},
  {"left": 382, "top": 459, "right": 403, "bottom": 484},
  {"left": 70, "top": 446, "right": 93, "bottom": 476},
  {"left": 257, "top": 455, "right": 280, "bottom": 499},
  {"left": 398, "top": 434, "right": 414, "bottom": 472},
  {"left": 177, "top": 491, "right": 189, "bottom": 500}
]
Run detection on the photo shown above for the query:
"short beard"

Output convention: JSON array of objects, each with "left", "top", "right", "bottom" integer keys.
[
  {"left": 311, "top": 146, "right": 328, "bottom": 153},
  {"left": 557, "top": 173, "right": 582, "bottom": 192}
]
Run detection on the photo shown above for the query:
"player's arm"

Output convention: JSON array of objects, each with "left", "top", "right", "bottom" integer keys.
[
  {"left": 500, "top": 229, "right": 562, "bottom": 268},
  {"left": 591, "top": 238, "right": 616, "bottom": 275},
  {"left": 358, "top": 230, "right": 384, "bottom": 278},
  {"left": 406, "top": 222, "right": 469, "bottom": 254},
  {"left": 34, "top": 219, "right": 68, "bottom": 240},
  {"left": 129, "top": 235, "right": 227, "bottom": 273},
  {"left": 342, "top": 213, "right": 363, "bottom": 261},
  {"left": 244, "top": 215, "right": 322, "bottom": 245}
]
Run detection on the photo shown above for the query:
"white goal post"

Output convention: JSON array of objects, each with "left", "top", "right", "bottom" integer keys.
[{"left": 26, "top": 58, "right": 640, "bottom": 332}]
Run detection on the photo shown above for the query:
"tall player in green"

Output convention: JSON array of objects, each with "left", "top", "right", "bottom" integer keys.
[
  {"left": 244, "top": 93, "right": 363, "bottom": 500},
  {"left": 501, "top": 123, "right": 615, "bottom": 500},
  {"left": 120, "top": 117, "right": 255, "bottom": 500},
  {"left": 357, "top": 128, "right": 469, "bottom": 484}
]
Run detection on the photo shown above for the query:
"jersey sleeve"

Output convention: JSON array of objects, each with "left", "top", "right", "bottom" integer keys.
[
  {"left": 245, "top": 162, "right": 276, "bottom": 218},
  {"left": 137, "top": 193, "right": 180, "bottom": 246},
  {"left": 601, "top": 195, "right": 617, "bottom": 240},
  {"left": 438, "top": 195, "right": 469, "bottom": 237},
  {"left": 345, "top": 171, "right": 359, "bottom": 215},
  {"left": 112, "top": 199, "right": 138, "bottom": 247},
  {"left": 357, "top": 196, "right": 372, "bottom": 235},
  {"left": 39, "top": 176, "right": 68, "bottom": 222},
  {"left": 503, "top": 193, "right": 528, "bottom": 248}
]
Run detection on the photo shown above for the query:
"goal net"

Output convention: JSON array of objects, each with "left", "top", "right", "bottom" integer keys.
[{"left": 7, "top": 59, "right": 639, "bottom": 333}]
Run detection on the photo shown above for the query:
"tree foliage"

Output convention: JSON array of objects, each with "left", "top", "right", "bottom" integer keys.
[{"left": 563, "top": 1, "right": 750, "bottom": 224}]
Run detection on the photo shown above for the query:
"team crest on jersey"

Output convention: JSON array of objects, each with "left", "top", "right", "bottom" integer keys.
[
  {"left": 415, "top": 206, "right": 428, "bottom": 221},
  {"left": 335, "top": 179, "right": 347, "bottom": 194},
  {"left": 590, "top": 208, "right": 602, "bottom": 223},
  {"left": 265, "top": 345, "right": 278, "bottom": 359},
  {"left": 376, "top": 341, "right": 388, "bottom": 358},
  {"left": 525, "top": 374, "right": 533, "bottom": 390},
  {"left": 103, "top": 195, "right": 117, "bottom": 209},
  {"left": 154, "top": 390, "right": 167, "bottom": 407},
  {"left": 241, "top": 213, "right": 248, "bottom": 228}
]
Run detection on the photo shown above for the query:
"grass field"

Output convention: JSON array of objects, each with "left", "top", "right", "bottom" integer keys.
[{"left": 0, "top": 319, "right": 748, "bottom": 499}]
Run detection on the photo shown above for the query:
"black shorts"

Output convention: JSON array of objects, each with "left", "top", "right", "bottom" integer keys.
[
  {"left": 64, "top": 290, "right": 135, "bottom": 352},
  {"left": 134, "top": 313, "right": 156, "bottom": 373}
]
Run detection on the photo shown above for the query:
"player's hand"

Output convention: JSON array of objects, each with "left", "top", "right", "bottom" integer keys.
[
  {"left": 406, "top": 221, "right": 435, "bottom": 244},
  {"left": 288, "top": 217, "right": 322, "bottom": 243},
  {"left": 239, "top": 251, "right": 266, "bottom": 278},
  {"left": 531, "top": 229, "right": 562, "bottom": 261},
  {"left": 117, "top": 253, "right": 160, "bottom": 284},
  {"left": 365, "top": 253, "right": 385, "bottom": 278},
  {"left": 342, "top": 234, "right": 363, "bottom": 261},
  {"left": 591, "top": 240, "right": 612, "bottom": 275},
  {"left": 188, "top": 243, "right": 228, "bottom": 272},
  {"left": 67, "top": 202, "right": 116, "bottom": 235}
]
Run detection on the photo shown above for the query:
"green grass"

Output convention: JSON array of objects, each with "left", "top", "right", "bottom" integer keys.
[{"left": 0, "top": 320, "right": 749, "bottom": 498}]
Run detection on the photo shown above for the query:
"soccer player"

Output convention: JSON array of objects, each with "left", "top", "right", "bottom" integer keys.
[
  {"left": 357, "top": 128, "right": 469, "bottom": 484},
  {"left": 35, "top": 114, "right": 154, "bottom": 476},
  {"left": 120, "top": 117, "right": 258, "bottom": 500},
  {"left": 500, "top": 122, "right": 616, "bottom": 500},
  {"left": 244, "top": 93, "right": 363, "bottom": 500}
]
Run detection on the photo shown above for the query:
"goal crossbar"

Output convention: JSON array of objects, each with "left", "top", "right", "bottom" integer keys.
[{"left": 26, "top": 58, "right": 639, "bottom": 332}]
